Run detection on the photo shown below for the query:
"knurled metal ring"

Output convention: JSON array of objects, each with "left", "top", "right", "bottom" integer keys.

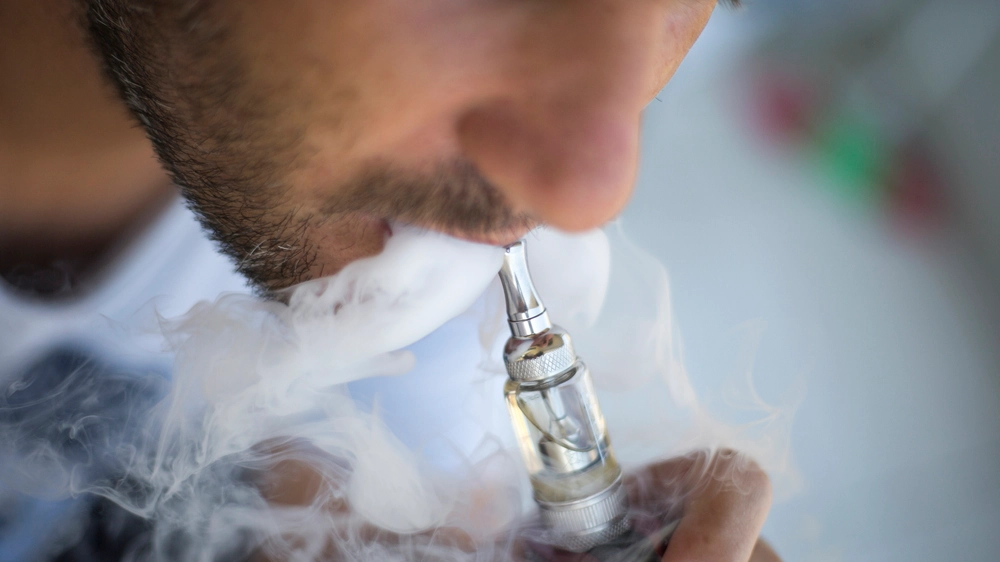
[
  {"left": 505, "top": 343, "right": 577, "bottom": 381},
  {"left": 538, "top": 478, "right": 631, "bottom": 552}
]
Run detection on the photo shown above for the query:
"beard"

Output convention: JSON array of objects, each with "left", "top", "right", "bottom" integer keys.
[{"left": 181, "top": 158, "right": 535, "bottom": 294}]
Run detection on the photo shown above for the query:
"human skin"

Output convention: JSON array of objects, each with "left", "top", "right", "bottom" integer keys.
[
  {"left": 0, "top": 0, "right": 172, "bottom": 284},
  {"left": 81, "top": 0, "right": 726, "bottom": 291},
  {"left": 1, "top": 1, "right": 778, "bottom": 560}
]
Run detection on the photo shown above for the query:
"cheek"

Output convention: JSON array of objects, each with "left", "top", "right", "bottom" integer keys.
[
  {"left": 231, "top": 3, "right": 479, "bottom": 200},
  {"left": 306, "top": 7, "right": 510, "bottom": 156}
]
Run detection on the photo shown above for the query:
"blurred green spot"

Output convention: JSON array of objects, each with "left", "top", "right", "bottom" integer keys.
[{"left": 815, "top": 113, "right": 890, "bottom": 207}]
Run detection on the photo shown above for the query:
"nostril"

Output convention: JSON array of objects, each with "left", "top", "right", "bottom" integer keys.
[{"left": 457, "top": 101, "right": 640, "bottom": 232}]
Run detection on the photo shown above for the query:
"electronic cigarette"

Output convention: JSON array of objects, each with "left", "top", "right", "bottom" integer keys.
[{"left": 498, "top": 240, "right": 631, "bottom": 553}]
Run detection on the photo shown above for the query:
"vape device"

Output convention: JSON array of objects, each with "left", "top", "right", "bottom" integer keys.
[{"left": 498, "top": 240, "right": 631, "bottom": 553}]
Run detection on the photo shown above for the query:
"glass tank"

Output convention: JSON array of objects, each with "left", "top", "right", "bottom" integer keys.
[{"left": 504, "top": 360, "right": 621, "bottom": 503}]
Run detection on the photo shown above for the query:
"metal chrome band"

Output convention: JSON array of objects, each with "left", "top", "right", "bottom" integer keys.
[{"left": 537, "top": 476, "right": 631, "bottom": 552}]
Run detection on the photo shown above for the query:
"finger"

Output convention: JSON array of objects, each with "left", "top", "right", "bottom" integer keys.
[
  {"left": 422, "top": 526, "right": 477, "bottom": 553},
  {"left": 659, "top": 450, "right": 773, "bottom": 562},
  {"left": 749, "top": 538, "right": 782, "bottom": 562},
  {"left": 514, "top": 539, "right": 597, "bottom": 562}
]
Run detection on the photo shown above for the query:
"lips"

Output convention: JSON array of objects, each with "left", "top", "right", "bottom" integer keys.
[{"left": 414, "top": 222, "right": 536, "bottom": 247}]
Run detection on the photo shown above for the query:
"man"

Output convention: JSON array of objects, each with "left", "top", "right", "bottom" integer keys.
[{"left": 1, "top": 0, "right": 779, "bottom": 560}]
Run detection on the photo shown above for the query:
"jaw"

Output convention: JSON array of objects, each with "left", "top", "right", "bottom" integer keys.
[{"left": 298, "top": 213, "right": 393, "bottom": 283}]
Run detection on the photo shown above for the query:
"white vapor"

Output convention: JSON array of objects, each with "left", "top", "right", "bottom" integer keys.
[{"left": 0, "top": 222, "right": 796, "bottom": 561}]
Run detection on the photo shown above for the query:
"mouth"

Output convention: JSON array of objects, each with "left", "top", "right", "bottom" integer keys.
[
  {"left": 437, "top": 224, "right": 536, "bottom": 247},
  {"left": 401, "top": 220, "right": 537, "bottom": 247}
]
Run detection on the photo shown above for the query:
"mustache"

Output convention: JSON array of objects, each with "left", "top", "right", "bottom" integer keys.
[{"left": 323, "top": 159, "right": 537, "bottom": 238}]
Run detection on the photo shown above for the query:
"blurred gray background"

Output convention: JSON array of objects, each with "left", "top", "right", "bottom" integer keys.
[{"left": 625, "top": 0, "right": 1000, "bottom": 559}]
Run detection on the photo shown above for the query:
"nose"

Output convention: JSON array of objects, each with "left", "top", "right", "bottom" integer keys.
[{"left": 457, "top": 1, "right": 663, "bottom": 232}]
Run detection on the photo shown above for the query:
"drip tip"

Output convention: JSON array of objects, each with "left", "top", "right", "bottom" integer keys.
[{"left": 499, "top": 241, "right": 552, "bottom": 338}]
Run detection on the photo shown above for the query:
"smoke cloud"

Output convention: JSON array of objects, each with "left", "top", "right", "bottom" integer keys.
[{"left": 0, "top": 223, "right": 795, "bottom": 561}]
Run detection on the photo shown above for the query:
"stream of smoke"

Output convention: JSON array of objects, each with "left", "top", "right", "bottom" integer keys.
[{"left": 0, "top": 223, "right": 796, "bottom": 561}]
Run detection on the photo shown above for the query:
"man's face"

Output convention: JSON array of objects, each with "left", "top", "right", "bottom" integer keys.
[{"left": 86, "top": 0, "right": 719, "bottom": 291}]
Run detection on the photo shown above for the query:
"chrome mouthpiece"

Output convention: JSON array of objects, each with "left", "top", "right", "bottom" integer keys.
[{"left": 499, "top": 241, "right": 552, "bottom": 338}]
